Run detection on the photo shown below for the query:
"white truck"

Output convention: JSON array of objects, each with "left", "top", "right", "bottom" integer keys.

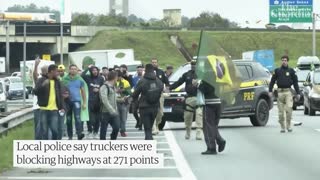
[
  {"left": 68, "top": 49, "right": 142, "bottom": 75},
  {"left": 0, "top": 57, "right": 6, "bottom": 74}
]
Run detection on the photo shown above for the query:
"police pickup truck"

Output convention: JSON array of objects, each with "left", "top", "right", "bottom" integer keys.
[{"left": 160, "top": 60, "right": 273, "bottom": 130}]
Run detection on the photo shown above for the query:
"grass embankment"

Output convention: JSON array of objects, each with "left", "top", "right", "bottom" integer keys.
[
  {"left": 79, "top": 31, "right": 186, "bottom": 69},
  {"left": 78, "top": 30, "right": 319, "bottom": 70},
  {"left": 0, "top": 120, "right": 33, "bottom": 174},
  {"left": 178, "top": 31, "right": 319, "bottom": 68}
]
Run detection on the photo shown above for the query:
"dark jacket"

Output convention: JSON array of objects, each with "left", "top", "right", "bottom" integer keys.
[
  {"left": 199, "top": 81, "right": 221, "bottom": 105},
  {"left": 269, "top": 65, "right": 299, "bottom": 93},
  {"left": 132, "top": 71, "right": 164, "bottom": 109},
  {"left": 33, "top": 76, "right": 64, "bottom": 110},
  {"left": 155, "top": 68, "right": 169, "bottom": 87},
  {"left": 170, "top": 70, "right": 197, "bottom": 97},
  {"left": 81, "top": 67, "right": 104, "bottom": 102}
]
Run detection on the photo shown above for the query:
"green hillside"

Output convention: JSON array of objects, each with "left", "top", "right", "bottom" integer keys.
[
  {"left": 177, "top": 31, "right": 318, "bottom": 68},
  {"left": 80, "top": 30, "right": 319, "bottom": 70},
  {"left": 79, "top": 31, "right": 186, "bottom": 69}
]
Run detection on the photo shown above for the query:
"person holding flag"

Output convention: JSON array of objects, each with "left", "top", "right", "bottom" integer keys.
[{"left": 195, "top": 31, "right": 241, "bottom": 155}]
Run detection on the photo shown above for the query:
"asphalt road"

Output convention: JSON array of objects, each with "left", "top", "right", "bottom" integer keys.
[{"left": 1, "top": 104, "right": 320, "bottom": 180}]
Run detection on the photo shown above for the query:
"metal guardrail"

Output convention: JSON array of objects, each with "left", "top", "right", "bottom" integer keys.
[{"left": 0, "top": 107, "right": 33, "bottom": 135}]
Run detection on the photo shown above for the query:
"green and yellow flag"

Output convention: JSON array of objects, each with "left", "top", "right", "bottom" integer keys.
[{"left": 196, "top": 31, "right": 241, "bottom": 105}]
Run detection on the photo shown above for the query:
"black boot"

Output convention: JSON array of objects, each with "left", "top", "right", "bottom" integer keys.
[
  {"left": 218, "top": 141, "right": 226, "bottom": 152},
  {"left": 201, "top": 149, "right": 217, "bottom": 155},
  {"left": 77, "top": 133, "right": 85, "bottom": 140}
]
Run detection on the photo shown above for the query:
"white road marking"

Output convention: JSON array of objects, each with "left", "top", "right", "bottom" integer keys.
[
  {"left": 164, "top": 123, "right": 197, "bottom": 180},
  {"left": 3, "top": 118, "right": 187, "bottom": 180},
  {"left": 315, "top": 129, "right": 320, "bottom": 132},
  {"left": 5, "top": 177, "right": 181, "bottom": 180}
]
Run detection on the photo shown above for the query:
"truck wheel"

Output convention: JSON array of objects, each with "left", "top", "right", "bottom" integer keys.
[
  {"left": 304, "top": 105, "right": 309, "bottom": 115},
  {"left": 0, "top": 108, "right": 5, "bottom": 112},
  {"left": 158, "top": 118, "right": 166, "bottom": 131},
  {"left": 250, "top": 99, "right": 269, "bottom": 126}
]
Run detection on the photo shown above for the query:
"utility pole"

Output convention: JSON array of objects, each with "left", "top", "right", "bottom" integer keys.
[
  {"left": 23, "top": 23, "right": 26, "bottom": 108},
  {"left": 5, "top": 20, "right": 10, "bottom": 74},
  {"left": 312, "top": 13, "right": 316, "bottom": 56},
  {"left": 60, "top": 22, "right": 63, "bottom": 65}
]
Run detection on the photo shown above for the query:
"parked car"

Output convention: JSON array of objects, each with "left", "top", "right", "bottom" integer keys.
[
  {"left": 296, "top": 56, "right": 320, "bottom": 70},
  {"left": 161, "top": 60, "right": 273, "bottom": 130},
  {"left": 303, "top": 70, "right": 320, "bottom": 116},
  {"left": 11, "top": 72, "right": 21, "bottom": 77},
  {"left": 292, "top": 69, "right": 310, "bottom": 110},
  {"left": 6, "top": 82, "right": 29, "bottom": 100},
  {"left": 0, "top": 80, "right": 7, "bottom": 112},
  {"left": 4, "top": 77, "right": 22, "bottom": 91}
]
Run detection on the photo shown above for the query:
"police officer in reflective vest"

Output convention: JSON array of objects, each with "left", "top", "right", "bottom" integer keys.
[
  {"left": 169, "top": 60, "right": 203, "bottom": 140},
  {"left": 269, "top": 55, "right": 300, "bottom": 133}
]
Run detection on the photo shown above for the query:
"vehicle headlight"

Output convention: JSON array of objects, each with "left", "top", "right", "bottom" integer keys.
[{"left": 309, "top": 89, "right": 320, "bottom": 98}]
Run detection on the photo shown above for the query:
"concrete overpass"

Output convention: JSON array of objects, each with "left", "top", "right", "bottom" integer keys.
[{"left": 0, "top": 24, "right": 120, "bottom": 69}]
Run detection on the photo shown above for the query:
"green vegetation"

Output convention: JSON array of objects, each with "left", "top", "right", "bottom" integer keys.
[
  {"left": 80, "top": 30, "right": 318, "bottom": 70},
  {"left": 79, "top": 31, "right": 186, "bottom": 69},
  {"left": 177, "top": 31, "right": 318, "bottom": 68},
  {"left": 0, "top": 120, "right": 34, "bottom": 174}
]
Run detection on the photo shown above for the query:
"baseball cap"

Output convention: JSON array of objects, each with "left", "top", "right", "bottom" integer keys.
[{"left": 58, "top": 64, "right": 65, "bottom": 70}]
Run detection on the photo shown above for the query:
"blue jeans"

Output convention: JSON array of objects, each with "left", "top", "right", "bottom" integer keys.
[
  {"left": 33, "top": 109, "right": 42, "bottom": 140},
  {"left": 100, "top": 112, "right": 120, "bottom": 140},
  {"left": 39, "top": 110, "right": 59, "bottom": 140},
  {"left": 117, "top": 103, "right": 128, "bottom": 133},
  {"left": 57, "top": 114, "right": 65, "bottom": 140},
  {"left": 66, "top": 101, "right": 83, "bottom": 139}
]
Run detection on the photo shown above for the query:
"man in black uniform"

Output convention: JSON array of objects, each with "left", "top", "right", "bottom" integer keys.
[
  {"left": 269, "top": 55, "right": 300, "bottom": 133},
  {"left": 132, "top": 64, "right": 163, "bottom": 140},
  {"left": 169, "top": 60, "right": 203, "bottom": 140},
  {"left": 198, "top": 80, "right": 226, "bottom": 155},
  {"left": 151, "top": 58, "right": 169, "bottom": 134}
]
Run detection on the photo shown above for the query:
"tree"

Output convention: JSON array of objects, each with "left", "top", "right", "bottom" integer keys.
[
  {"left": 127, "top": 14, "right": 145, "bottom": 23},
  {"left": 181, "top": 16, "right": 190, "bottom": 27},
  {"left": 71, "top": 13, "right": 94, "bottom": 26},
  {"left": 95, "top": 15, "right": 129, "bottom": 26},
  {"left": 189, "top": 11, "right": 239, "bottom": 28}
]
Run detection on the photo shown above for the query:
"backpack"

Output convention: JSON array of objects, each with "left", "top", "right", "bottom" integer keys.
[{"left": 144, "top": 79, "right": 162, "bottom": 105}]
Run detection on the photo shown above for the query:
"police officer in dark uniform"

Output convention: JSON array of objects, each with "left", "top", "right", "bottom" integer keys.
[
  {"left": 169, "top": 60, "right": 203, "bottom": 140},
  {"left": 151, "top": 58, "right": 169, "bottom": 134},
  {"left": 198, "top": 80, "right": 226, "bottom": 155},
  {"left": 269, "top": 55, "right": 299, "bottom": 133}
]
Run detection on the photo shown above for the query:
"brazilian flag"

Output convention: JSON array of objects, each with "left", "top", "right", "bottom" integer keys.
[{"left": 196, "top": 31, "right": 241, "bottom": 105}]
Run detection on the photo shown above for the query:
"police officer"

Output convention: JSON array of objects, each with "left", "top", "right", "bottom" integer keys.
[
  {"left": 198, "top": 80, "right": 226, "bottom": 155},
  {"left": 269, "top": 55, "right": 299, "bottom": 133},
  {"left": 169, "top": 60, "right": 203, "bottom": 140},
  {"left": 151, "top": 58, "right": 169, "bottom": 135}
]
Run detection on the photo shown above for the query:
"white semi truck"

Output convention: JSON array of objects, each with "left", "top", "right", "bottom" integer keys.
[{"left": 68, "top": 49, "right": 142, "bottom": 75}]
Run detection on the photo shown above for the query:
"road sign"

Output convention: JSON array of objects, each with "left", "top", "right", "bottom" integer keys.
[
  {"left": 269, "top": 0, "right": 313, "bottom": 23},
  {"left": 42, "top": 54, "right": 51, "bottom": 61}
]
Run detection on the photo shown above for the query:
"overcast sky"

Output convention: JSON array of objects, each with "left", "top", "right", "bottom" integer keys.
[{"left": 0, "top": 0, "right": 319, "bottom": 28}]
